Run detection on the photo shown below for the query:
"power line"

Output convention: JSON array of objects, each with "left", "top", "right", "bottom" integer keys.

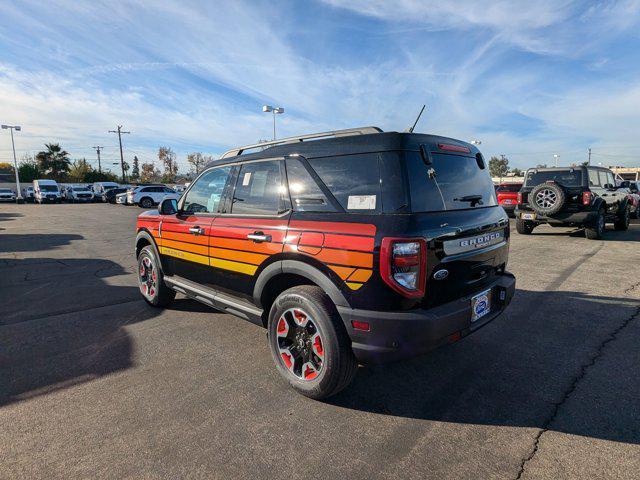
[
  {"left": 108, "top": 125, "right": 130, "bottom": 182},
  {"left": 92, "top": 145, "right": 104, "bottom": 173}
]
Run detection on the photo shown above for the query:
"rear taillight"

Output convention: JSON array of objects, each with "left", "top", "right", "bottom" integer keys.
[
  {"left": 380, "top": 238, "right": 426, "bottom": 298},
  {"left": 582, "top": 191, "right": 592, "bottom": 206},
  {"left": 517, "top": 192, "right": 523, "bottom": 205}
]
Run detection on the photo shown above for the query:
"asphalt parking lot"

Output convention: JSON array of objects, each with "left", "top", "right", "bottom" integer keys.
[{"left": 1, "top": 203, "right": 639, "bottom": 479}]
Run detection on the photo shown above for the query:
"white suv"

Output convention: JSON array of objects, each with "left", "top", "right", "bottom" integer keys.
[{"left": 128, "top": 185, "right": 178, "bottom": 208}]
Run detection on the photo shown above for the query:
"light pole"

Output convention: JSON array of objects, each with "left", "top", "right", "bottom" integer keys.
[
  {"left": 553, "top": 154, "right": 560, "bottom": 167},
  {"left": 1, "top": 124, "right": 23, "bottom": 203},
  {"left": 108, "top": 125, "right": 130, "bottom": 182},
  {"left": 262, "top": 105, "right": 284, "bottom": 140}
]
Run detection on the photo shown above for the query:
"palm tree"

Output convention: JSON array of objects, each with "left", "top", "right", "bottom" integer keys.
[{"left": 36, "top": 143, "right": 71, "bottom": 179}]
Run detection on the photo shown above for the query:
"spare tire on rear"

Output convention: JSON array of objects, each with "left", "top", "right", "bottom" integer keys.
[{"left": 529, "top": 182, "right": 566, "bottom": 216}]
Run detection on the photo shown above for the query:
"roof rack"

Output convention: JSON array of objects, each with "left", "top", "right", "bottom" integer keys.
[{"left": 220, "top": 126, "right": 383, "bottom": 159}]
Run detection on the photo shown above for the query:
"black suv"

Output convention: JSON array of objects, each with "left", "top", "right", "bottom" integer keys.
[
  {"left": 515, "top": 166, "right": 631, "bottom": 239},
  {"left": 135, "top": 127, "right": 516, "bottom": 399}
]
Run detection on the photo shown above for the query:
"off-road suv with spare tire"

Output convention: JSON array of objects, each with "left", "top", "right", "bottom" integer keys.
[
  {"left": 134, "top": 127, "right": 516, "bottom": 399},
  {"left": 515, "top": 166, "right": 631, "bottom": 239}
]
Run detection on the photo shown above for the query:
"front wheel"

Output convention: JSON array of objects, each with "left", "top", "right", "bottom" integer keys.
[
  {"left": 137, "top": 246, "right": 176, "bottom": 307},
  {"left": 268, "top": 285, "right": 358, "bottom": 400},
  {"left": 585, "top": 209, "right": 605, "bottom": 239},
  {"left": 515, "top": 218, "right": 535, "bottom": 234}
]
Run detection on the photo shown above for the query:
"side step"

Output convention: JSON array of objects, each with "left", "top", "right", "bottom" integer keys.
[{"left": 164, "top": 275, "right": 264, "bottom": 326}]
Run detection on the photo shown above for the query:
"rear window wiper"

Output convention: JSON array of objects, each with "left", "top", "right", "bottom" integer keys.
[{"left": 454, "top": 194, "right": 483, "bottom": 207}]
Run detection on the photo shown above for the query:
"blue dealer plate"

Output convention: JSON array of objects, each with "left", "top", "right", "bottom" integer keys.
[{"left": 471, "top": 289, "right": 491, "bottom": 322}]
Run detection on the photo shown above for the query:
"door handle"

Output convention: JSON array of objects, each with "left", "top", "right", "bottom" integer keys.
[
  {"left": 189, "top": 226, "right": 204, "bottom": 235},
  {"left": 247, "top": 231, "right": 271, "bottom": 243}
]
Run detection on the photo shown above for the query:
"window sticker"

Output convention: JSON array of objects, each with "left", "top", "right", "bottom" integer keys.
[
  {"left": 347, "top": 195, "right": 376, "bottom": 210},
  {"left": 242, "top": 172, "right": 252, "bottom": 186}
]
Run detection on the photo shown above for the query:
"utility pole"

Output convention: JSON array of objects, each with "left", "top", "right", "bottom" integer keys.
[
  {"left": 1, "top": 124, "right": 23, "bottom": 203},
  {"left": 108, "top": 126, "right": 130, "bottom": 182},
  {"left": 92, "top": 145, "right": 104, "bottom": 173},
  {"left": 588, "top": 147, "right": 592, "bottom": 166}
]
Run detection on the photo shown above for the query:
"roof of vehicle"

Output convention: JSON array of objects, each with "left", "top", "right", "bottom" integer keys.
[
  {"left": 34, "top": 179, "right": 57, "bottom": 183},
  {"left": 204, "top": 128, "right": 480, "bottom": 169}
]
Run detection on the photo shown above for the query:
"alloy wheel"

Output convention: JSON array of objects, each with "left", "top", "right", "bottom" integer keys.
[
  {"left": 139, "top": 255, "right": 157, "bottom": 300},
  {"left": 535, "top": 188, "right": 557, "bottom": 209},
  {"left": 276, "top": 308, "right": 325, "bottom": 381}
]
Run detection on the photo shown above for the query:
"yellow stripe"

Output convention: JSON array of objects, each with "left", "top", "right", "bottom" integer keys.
[
  {"left": 159, "top": 246, "right": 210, "bottom": 266},
  {"left": 163, "top": 238, "right": 209, "bottom": 256},
  {"left": 210, "top": 257, "right": 258, "bottom": 275},
  {"left": 346, "top": 282, "right": 363, "bottom": 290}
]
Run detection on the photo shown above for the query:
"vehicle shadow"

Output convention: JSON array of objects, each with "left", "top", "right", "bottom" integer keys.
[
  {"left": 0, "top": 212, "right": 23, "bottom": 222},
  {"left": 522, "top": 222, "right": 640, "bottom": 241},
  {"left": 330, "top": 287, "right": 640, "bottom": 445},
  {"left": 0, "top": 233, "right": 84, "bottom": 253},
  {"left": 0, "top": 256, "right": 160, "bottom": 407}
]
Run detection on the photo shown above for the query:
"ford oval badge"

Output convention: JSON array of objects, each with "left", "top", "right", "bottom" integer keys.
[{"left": 433, "top": 269, "right": 449, "bottom": 280}]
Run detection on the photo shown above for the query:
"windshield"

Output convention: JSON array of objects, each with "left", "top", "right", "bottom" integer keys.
[
  {"left": 406, "top": 152, "right": 497, "bottom": 212},
  {"left": 525, "top": 169, "right": 582, "bottom": 187},
  {"left": 0, "top": 189, "right": 11, "bottom": 193},
  {"left": 73, "top": 187, "right": 89, "bottom": 192},
  {"left": 40, "top": 185, "right": 58, "bottom": 192}
]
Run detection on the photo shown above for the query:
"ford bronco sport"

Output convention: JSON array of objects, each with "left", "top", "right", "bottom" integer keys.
[
  {"left": 515, "top": 166, "right": 631, "bottom": 239},
  {"left": 135, "top": 127, "right": 516, "bottom": 399}
]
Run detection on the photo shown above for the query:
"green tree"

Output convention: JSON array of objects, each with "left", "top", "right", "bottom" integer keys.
[
  {"left": 511, "top": 167, "right": 523, "bottom": 176},
  {"left": 131, "top": 155, "right": 140, "bottom": 180},
  {"left": 535, "top": 163, "right": 548, "bottom": 168},
  {"left": 0, "top": 162, "right": 14, "bottom": 174},
  {"left": 17, "top": 154, "right": 41, "bottom": 183},
  {"left": 35, "top": 143, "right": 71, "bottom": 179},
  {"left": 68, "top": 158, "right": 92, "bottom": 182},
  {"left": 489, "top": 156, "right": 509, "bottom": 178},
  {"left": 84, "top": 170, "right": 119, "bottom": 183}
]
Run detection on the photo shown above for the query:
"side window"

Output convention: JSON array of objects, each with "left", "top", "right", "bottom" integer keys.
[
  {"left": 307, "top": 154, "right": 381, "bottom": 213},
  {"left": 231, "top": 160, "right": 284, "bottom": 215},
  {"left": 182, "top": 166, "right": 232, "bottom": 213},
  {"left": 285, "top": 158, "right": 336, "bottom": 212},
  {"left": 588, "top": 169, "right": 600, "bottom": 187},
  {"left": 598, "top": 171, "right": 608, "bottom": 187},
  {"left": 607, "top": 172, "right": 616, "bottom": 187}
]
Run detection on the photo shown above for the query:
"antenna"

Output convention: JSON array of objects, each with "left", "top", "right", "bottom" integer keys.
[{"left": 407, "top": 104, "right": 426, "bottom": 133}]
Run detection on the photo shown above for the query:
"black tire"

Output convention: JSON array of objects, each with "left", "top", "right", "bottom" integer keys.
[
  {"left": 585, "top": 209, "right": 605, "bottom": 239},
  {"left": 529, "top": 182, "right": 566, "bottom": 216},
  {"left": 614, "top": 205, "right": 630, "bottom": 231},
  {"left": 137, "top": 245, "right": 176, "bottom": 307},
  {"left": 634, "top": 207, "right": 640, "bottom": 220},
  {"left": 268, "top": 285, "right": 358, "bottom": 400},
  {"left": 139, "top": 197, "right": 154, "bottom": 209},
  {"left": 515, "top": 218, "right": 535, "bottom": 234}
]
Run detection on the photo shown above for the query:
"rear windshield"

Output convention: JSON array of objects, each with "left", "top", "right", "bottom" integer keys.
[
  {"left": 525, "top": 169, "right": 582, "bottom": 187},
  {"left": 495, "top": 184, "right": 521, "bottom": 193},
  {"left": 406, "top": 152, "right": 497, "bottom": 212}
]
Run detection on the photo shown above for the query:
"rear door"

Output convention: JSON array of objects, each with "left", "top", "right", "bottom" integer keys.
[
  {"left": 160, "top": 166, "right": 233, "bottom": 284},
  {"left": 208, "top": 159, "right": 290, "bottom": 301}
]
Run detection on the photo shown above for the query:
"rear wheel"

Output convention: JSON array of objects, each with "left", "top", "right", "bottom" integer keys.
[
  {"left": 137, "top": 245, "right": 176, "bottom": 307},
  {"left": 268, "top": 285, "right": 358, "bottom": 400},
  {"left": 516, "top": 218, "right": 535, "bottom": 234},
  {"left": 614, "top": 205, "right": 630, "bottom": 231},
  {"left": 139, "top": 197, "right": 154, "bottom": 209},
  {"left": 585, "top": 209, "right": 605, "bottom": 239}
]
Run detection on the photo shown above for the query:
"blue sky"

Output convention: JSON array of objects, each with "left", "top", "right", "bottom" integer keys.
[{"left": 1, "top": 0, "right": 640, "bottom": 173}]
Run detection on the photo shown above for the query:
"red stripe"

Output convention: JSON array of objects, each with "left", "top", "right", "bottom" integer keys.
[{"left": 289, "top": 220, "right": 376, "bottom": 237}]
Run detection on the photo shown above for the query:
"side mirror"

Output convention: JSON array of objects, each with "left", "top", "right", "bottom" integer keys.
[
  {"left": 159, "top": 197, "right": 178, "bottom": 215},
  {"left": 604, "top": 183, "right": 615, "bottom": 190}
]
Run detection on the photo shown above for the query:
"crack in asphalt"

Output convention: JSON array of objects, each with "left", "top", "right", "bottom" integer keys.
[{"left": 515, "top": 302, "right": 640, "bottom": 479}]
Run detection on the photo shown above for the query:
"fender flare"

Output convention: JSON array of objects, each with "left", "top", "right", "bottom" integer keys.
[
  {"left": 592, "top": 197, "right": 606, "bottom": 212},
  {"left": 253, "top": 260, "right": 349, "bottom": 309},
  {"left": 135, "top": 229, "right": 164, "bottom": 272}
]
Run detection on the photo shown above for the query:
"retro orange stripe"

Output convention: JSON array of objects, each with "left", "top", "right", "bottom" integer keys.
[
  {"left": 162, "top": 238, "right": 209, "bottom": 256},
  {"left": 328, "top": 265, "right": 356, "bottom": 280},
  {"left": 347, "top": 268, "right": 372, "bottom": 283},
  {"left": 312, "top": 249, "right": 373, "bottom": 268},
  {"left": 211, "top": 237, "right": 284, "bottom": 255},
  {"left": 161, "top": 230, "right": 209, "bottom": 246},
  {"left": 209, "top": 247, "right": 268, "bottom": 266},
  {"left": 289, "top": 220, "right": 376, "bottom": 237},
  {"left": 310, "top": 233, "right": 374, "bottom": 252}
]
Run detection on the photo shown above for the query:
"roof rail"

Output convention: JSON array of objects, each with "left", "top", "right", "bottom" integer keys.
[{"left": 220, "top": 126, "right": 383, "bottom": 159}]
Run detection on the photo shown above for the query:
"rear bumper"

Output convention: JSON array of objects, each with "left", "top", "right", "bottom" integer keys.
[
  {"left": 515, "top": 207, "right": 596, "bottom": 224},
  {"left": 338, "top": 272, "right": 516, "bottom": 364}
]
